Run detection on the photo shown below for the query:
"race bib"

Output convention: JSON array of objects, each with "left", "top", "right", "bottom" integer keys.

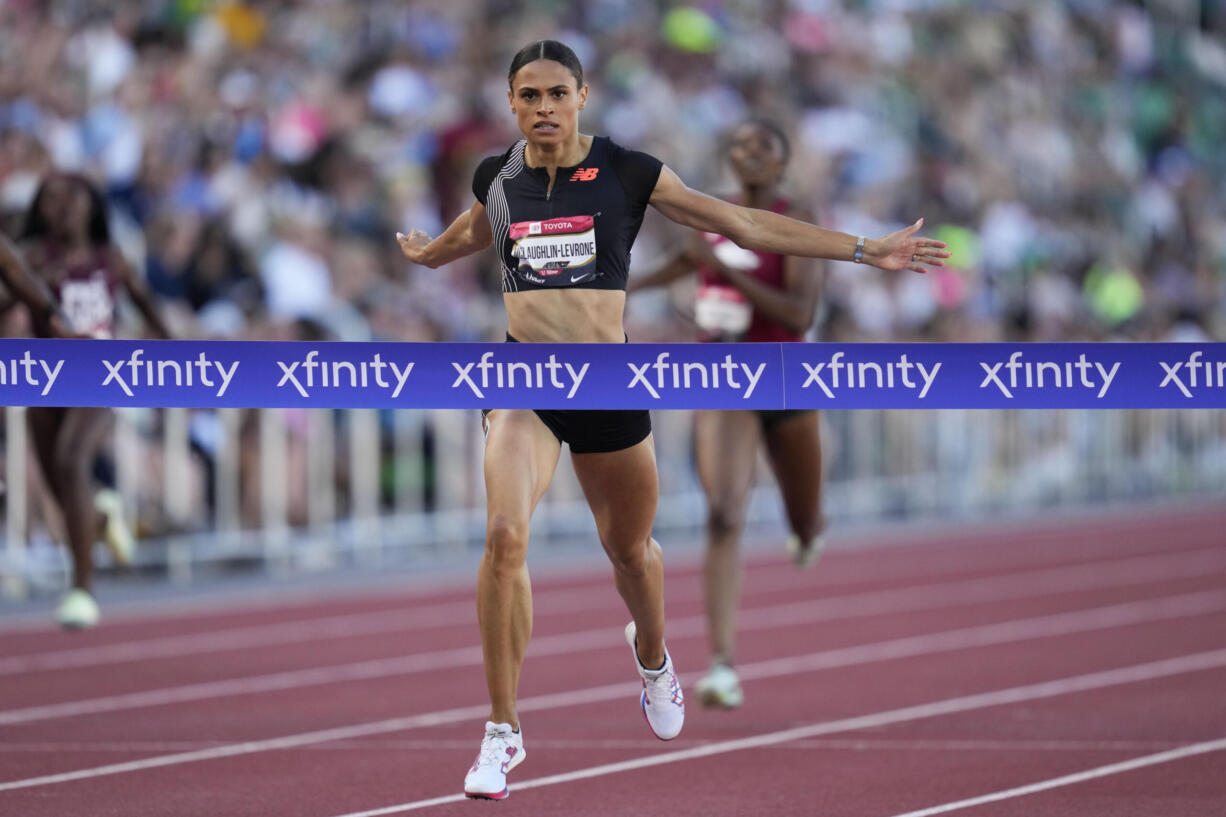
[
  {"left": 60, "top": 274, "right": 115, "bottom": 339},
  {"left": 510, "top": 215, "right": 598, "bottom": 286},
  {"left": 695, "top": 284, "right": 752, "bottom": 336}
]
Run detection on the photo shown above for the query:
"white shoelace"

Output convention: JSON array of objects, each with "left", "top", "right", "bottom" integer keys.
[
  {"left": 643, "top": 665, "right": 682, "bottom": 704},
  {"left": 475, "top": 729, "right": 515, "bottom": 767}
]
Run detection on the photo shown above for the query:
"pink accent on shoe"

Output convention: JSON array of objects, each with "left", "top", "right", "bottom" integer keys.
[{"left": 466, "top": 788, "right": 509, "bottom": 800}]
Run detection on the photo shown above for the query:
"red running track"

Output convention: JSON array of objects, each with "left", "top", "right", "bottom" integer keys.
[{"left": 1, "top": 504, "right": 1225, "bottom": 816}]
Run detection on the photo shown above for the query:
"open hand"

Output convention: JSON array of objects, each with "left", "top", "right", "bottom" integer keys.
[
  {"left": 869, "top": 218, "right": 951, "bottom": 274},
  {"left": 395, "top": 230, "right": 432, "bottom": 265}
]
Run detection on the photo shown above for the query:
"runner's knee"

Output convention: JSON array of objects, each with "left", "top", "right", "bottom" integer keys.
[
  {"left": 707, "top": 504, "right": 745, "bottom": 541},
  {"left": 484, "top": 515, "right": 529, "bottom": 571},
  {"left": 603, "top": 536, "right": 651, "bottom": 577}
]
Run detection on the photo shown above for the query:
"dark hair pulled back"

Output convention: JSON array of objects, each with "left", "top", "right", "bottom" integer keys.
[{"left": 507, "top": 40, "right": 584, "bottom": 89}]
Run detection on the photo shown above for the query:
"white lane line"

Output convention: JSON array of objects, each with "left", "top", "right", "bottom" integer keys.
[
  {"left": 322, "top": 654, "right": 1226, "bottom": 817},
  {"left": 885, "top": 738, "right": 1226, "bottom": 817},
  {"left": 732, "top": 590, "right": 1226, "bottom": 685},
  {"left": 311, "top": 738, "right": 1190, "bottom": 754},
  {"left": 0, "top": 741, "right": 234, "bottom": 753},
  {"left": 6, "top": 540, "right": 1222, "bottom": 675},
  {"left": 735, "top": 550, "right": 1226, "bottom": 636},
  {"left": 3, "top": 543, "right": 1221, "bottom": 702},
  {"left": 0, "top": 579, "right": 632, "bottom": 675},
  {"left": 0, "top": 603, "right": 477, "bottom": 677},
  {"left": 3, "top": 504, "right": 1218, "bottom": 637},
  {"left": 2, "top": 597, "right": 1226, "bottom": 792},
  {"left": 7, "top": 583, "right": 1226, "bottom": 728},
  {"left": 0, "top": 567, "right": 758, "bottom": 672},
  {"left": 0, "top": 534, "right": 806, "bottom": 636},
  {"left": 2, "top": 569, "right": 1224, "bottom": 728},
  {"left": 0, "top": 737, "right": 1187, "bottom": 754}
]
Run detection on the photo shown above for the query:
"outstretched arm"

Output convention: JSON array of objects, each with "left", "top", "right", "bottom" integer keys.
[
  {"left": 0, "top": 236, "right": 52, "bottom": 317},
  {"left": 395, "top": 200, "right": 493, "bottom": 269},
  {"left": 0, "top": 234, "right": 62, "bottom": 333},
  {"left": 648, "top": 166, "right": 949, "bottom": 273}
]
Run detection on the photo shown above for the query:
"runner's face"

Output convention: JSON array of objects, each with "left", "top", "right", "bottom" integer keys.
[
  {"left": 39, "top": 178, "right": 92, "bottom": 237},
  {"left": 508, "top": 60, "right": 587, "bottom": 147},
  {"left": 727, "top": 124, "right": 786, "bottom": 188}
]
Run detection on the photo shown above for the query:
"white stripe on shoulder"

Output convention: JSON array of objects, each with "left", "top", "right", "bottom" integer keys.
[{"left": 485, "top": 140, "right": 526, "bottom": 293}]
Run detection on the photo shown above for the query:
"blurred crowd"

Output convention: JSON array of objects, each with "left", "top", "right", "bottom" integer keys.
[
  {"left": 1, "top": 0, "right": 1223, "bottom": 348},
  {"left": 1, "top": 0, "right": 1225, "bottom": 561}
]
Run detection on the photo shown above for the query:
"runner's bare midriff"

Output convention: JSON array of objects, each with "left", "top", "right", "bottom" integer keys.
[{"left": 505, "top": 288, "right": 626, "bottom": 343}]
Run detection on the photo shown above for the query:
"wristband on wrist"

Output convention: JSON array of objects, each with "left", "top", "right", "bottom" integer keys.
[{"left": 852, "top": 235, "right": 866, "bottom": 264}]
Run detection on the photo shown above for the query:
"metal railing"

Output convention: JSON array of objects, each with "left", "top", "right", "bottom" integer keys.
[{"left": 2, "top": 406, "right": 1225, "bottom": 599}]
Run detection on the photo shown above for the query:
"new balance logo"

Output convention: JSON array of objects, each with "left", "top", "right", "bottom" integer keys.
[{"left": 569, "top": 167, "right": 598, "bottom": 181}]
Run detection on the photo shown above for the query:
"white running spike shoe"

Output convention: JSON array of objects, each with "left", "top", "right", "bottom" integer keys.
[
  {"left": 694, "top": 663, "right": 744, "bottom": 709},
  {"left": 94, "top": 489, "right": 135, "bottom": 568},
  {"left": 463, "top": 721, "right": 524, "bottom": 800},
  {"left": 788, "top": 532, "right": 827, "bottom": 570},
  {"left": 56, "top": 588, "right": 100, "bottom": 630},
  {"left": 624, "top": 621, "right": 685, "bottom": 740}
]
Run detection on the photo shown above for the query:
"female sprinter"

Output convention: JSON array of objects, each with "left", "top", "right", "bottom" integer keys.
[
  {"left": 630, "top": 119, "right": 825, "bottom": 709},
  {"left": 395, "top": 40, "right": 948, "bottom": 800},
  {"left": 4, "top": 174, "right": 170, "bottom": 629}
]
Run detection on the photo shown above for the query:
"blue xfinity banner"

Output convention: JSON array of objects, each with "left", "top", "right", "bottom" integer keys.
[
  {"left": 0, "top": 339, "right": 1222, "bottom": 409},
  {"left": 782, "top": 344, "right": 1226, "bottom": 409}
]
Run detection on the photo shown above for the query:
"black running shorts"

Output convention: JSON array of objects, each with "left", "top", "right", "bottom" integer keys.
[{"left": 481, "top": 334, "right": 652, "bottom": 454}]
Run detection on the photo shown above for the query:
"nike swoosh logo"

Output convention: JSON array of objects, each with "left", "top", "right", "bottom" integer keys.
[{"left": 570, "top": 274, "right": 590, "bottom": 283}]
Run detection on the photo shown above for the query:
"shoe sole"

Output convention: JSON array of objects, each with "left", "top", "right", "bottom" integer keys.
[
  {"left": 56, "top": 597, "right": 100, "bottom": 631},
  {"left": 465, "top": 789, "right": 508, "bottom": 800}
]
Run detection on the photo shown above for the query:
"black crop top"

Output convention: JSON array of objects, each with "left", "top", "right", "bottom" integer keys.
[{"left": 472, "top": 136, "right": 663, "bottom": 292}]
